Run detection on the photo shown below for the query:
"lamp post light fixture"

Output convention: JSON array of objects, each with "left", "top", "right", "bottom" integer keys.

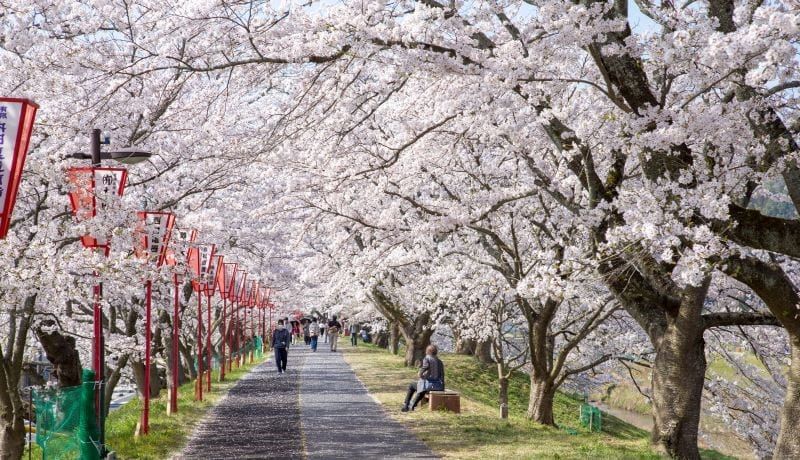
[{"left": 64, "top": 129, "right": 152, "bottom": 166}]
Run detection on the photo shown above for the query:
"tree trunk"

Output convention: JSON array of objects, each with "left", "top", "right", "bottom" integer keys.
[
  {"left": 474, "top": 340, "right": 493, "bottom": 364},
  {"left": 375, "top": 330, "right": 389, "bottom": 349},
  {"left": 0, "top": 418, "right": 25, "bottom": 460},
  {"left": 404, "top": 337, "right": 429, "bottom": 368},
  {"left": 163, "top": 315, "right": 183, "bottom": 391},
  {"left": 499, "top": 376, "right": 509, "bottom": 419},
  {"left": 131, "top": 360, "right": 161, "bottom": 399},
  {"left": 650, "top": 311, "right": 706, "bottom": 460},
  {"left": 775, "top": 338, "right": 800, "bottom": 458},
  {"left": 389, "top": 321, "right": 400, "bottom": 355},
  {"left": 104, "top": 354, "right": 130, "bottom": 416},
  {"left": 527, "top": 375, "right": 556, "bottom": 425},
  {"left": 150, "top": 362, "right": 161, "bottom": 398},
  {"left": 455, "top": 337, "right": 475, "bottom": 355},
  {"left": 35, "top": 325, "right": 82, "bottom": 387},
  {"left": 179, "top": 340, "right": 197, "bottom": 381}
]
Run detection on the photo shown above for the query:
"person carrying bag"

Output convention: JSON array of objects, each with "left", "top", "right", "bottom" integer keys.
[{"left": 309, "top": 317, "right": 320, "bottom": 352}]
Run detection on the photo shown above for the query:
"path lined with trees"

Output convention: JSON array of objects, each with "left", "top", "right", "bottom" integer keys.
[
  {"left": 1, "top": 1, "right": 798, "bottom": 459},
  {"left": 182, "top": 355, "right": 305, "bottom": 458},
  {"left": 181, "top": 348, "right": 435, "bottom": 459}
]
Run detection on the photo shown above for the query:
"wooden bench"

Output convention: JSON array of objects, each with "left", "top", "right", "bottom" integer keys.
[{"left": 428, "top": 390, "right": 461, "bottom": 413}]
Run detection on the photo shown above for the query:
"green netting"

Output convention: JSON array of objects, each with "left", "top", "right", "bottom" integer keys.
[
  {"left": 254, "top": 336, "right": 263, "bottom": 359},
  {"left": 34, "top": 369, "right": 101, "bottom": 460},
  {"left": 580, "top": 404, "right": 602, "bottom": 432}
]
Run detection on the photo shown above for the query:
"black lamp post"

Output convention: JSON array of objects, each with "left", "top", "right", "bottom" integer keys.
[{"left": 65, "top": 129, "right": 152, "bottom": 166}]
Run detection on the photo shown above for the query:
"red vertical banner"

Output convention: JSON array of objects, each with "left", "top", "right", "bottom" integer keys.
[
  {"left": 190, "top": 243, "right": 216, "bottom": 292},
  {"left": 135, "top": 211, "right": 176, "bottom": 266},
  {"left": 0, "top": 98, "right": 38, "bottom": 239}
]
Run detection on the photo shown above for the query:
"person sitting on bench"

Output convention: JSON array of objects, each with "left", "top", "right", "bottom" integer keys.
[{"left": 401, "top": 344, "right": 445, "bottom": 412}]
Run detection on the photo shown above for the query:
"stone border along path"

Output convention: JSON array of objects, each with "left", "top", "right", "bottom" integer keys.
[{"left": 178, "top": 345, "right": 438, "bottom": 459}]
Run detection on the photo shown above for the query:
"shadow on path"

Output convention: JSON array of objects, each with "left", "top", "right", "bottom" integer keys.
[
  {"left": 180, "top": 346, "right": 436, "bottom": 459},
  {"left": 180, "top": 351, "right": 305, "bottom": 459},
  {"left": 301, "top": 348, "right": 438, "bottom": 459}
]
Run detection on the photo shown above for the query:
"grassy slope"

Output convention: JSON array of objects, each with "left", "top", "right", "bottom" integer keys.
[
  {"left": 343, "top": 344, "right": 731, "bottom": 460},
  {"left": 25, "top": 356, "right": 266, "bottom": 460}
]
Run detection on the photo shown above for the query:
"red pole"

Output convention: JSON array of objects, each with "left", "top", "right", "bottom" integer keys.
[
  {"left": 228, "top": 298, "right": 233, "bottom": 372},
  {"left": 220, "top": 296, "right": 226, "bottom": 381},
  {"left": 235, "top": 300, "right": 240, "bottom": 368},
  {"left": 142, "top": 279, "right": 152, "bottom": 435},
  {"left": 94, "top": 279, "right": 106, "bottom": 451},
  {"left": 171, "top": 275, "right": 179, "bottom": 414},
  {"left": 92, "top": 282, "right": 101, "bottom": 407},
  {"left": 249, "top": 306, "right": 254, "bottom": 364},
  {"left": 196, "top": 293, "right": 203, "bottom": 401},
  {"left": 206, "top": 293, "right": 212, "bottom": 392}
]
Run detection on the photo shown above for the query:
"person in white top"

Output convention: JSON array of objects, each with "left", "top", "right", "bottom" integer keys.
[{"left": 309, "top": 318, "right": 320, "bottom": 352}]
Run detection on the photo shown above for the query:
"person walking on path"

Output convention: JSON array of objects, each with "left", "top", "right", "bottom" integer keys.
[
  {"left": 303, "top": 320, "right": 311, "bottom": 346},
  {"left": 292, "top": 320, "right": 302, "bottom": 345},
  {"left": 309, "top": 318, "right": 320, "bottom": 352},
  {"left": 327, "top": 316, "right": 342, "bottom": 352},
  {"left": 272, "top": 319, "right": 292, "bottom": 373},
  {"left": 349, "top": 322, "right": 358, "bottom": 346},
  {"left": 320, "top": 320, "right": 327, "bottom": 343},
  {"left": 402, "top": 345, "right": 445, "bottom": 412}
]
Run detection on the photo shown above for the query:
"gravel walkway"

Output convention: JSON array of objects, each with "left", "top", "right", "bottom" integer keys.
[
  {"left": 300, "top": 347, "right": 437, "bottom": 459},
  {"left": 180, "top": 345, "right": 436, "bottom": 459},
  {"left": 179, "top": 349, "right": 305, "bottom": 459}
]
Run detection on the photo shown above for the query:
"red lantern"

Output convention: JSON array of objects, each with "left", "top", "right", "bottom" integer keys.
[
  {"left": 248, "top": 280, "right": 258, "bottom": 307},
  {"left": 219, "top": 262, "right": 237, "bottom": 298},
  {"left": 135, "top": 211, "right": 176, "bottom": 266},
  {"left": 67, "top": 166, "right": 128, "bottom": 253},
  {"left": 206, "top": 254, "right": 224, "bottom": 296},
  {"left": 166, "top": 228, "right": 197, "bottom": 270},
  {"left": 188, "top": 243, "right": 216, "bottom": 292},
  {"left": 0, "top": 98, "right": 38, "bottom": 239},
  {"left": 235, "top": 271, "right": 248, "bottom": 302}
]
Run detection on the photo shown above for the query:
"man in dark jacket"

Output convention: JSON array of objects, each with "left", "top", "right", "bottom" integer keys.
[
  {"left": 271, "top": 319, "right": 292, "bottom": 374},
  {"left": 401, "top": 344, "right": 445, "bottom": 412}
]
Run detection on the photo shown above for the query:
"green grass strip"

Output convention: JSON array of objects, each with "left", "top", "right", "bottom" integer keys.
[
  {"left": 342, "top": 344, "right": 731, "bottom": 459},
  {"left": 25, "top": 356, "right": 266, "bottom": 460}
]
